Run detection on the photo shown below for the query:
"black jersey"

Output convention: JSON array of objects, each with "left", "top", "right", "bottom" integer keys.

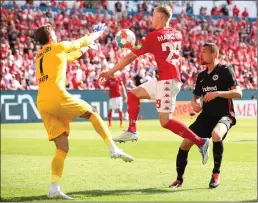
[{"left": 193, "top": 63, "right": 238, "bottom": 117}]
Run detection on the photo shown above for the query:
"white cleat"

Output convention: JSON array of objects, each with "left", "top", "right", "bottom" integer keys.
[
  {"left": 48, "top": 190, "right": 73, "bottom": 200},
  {"left": 198, "top": 138, "right": 210, "bottom": 165},
  {"left": 48, "top": 184, "right": 73, "bottom": 200},
  {"left": 113, "top": 131, "right": 139, "bottom": 143},
  {"left": 110, "top": 147, "right": 135, "bottom": 162}
]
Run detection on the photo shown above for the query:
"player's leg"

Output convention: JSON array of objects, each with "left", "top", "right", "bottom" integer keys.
[
  {"left": 80, "top": 108, "right": 134, "bottom": 162},
  {"left": 38, "top": 108, "right": 73, "bottom": 199},
  {"left": 157, "top": 80, "right": 210, "bottom": 164},
  {"left": 127, "top": 86, "right": 151, "bottom": 132},
  {"left": 108, "top": 99, "right": 113, "bottom": 128},
  {"left": 169, "top": 138, "right": 194, "bottom": 188},
  {"left": 169, "top": 114, "right": 208, "bottom": 188},
  {"left": 57, "top": 95, "right": 134, "bottom": 162},
  {"left": 113, "top": 80, "right": 156, "bottom": 142},
  {"left": 108, "top": 109, "right": 113, "bottom": 128},
  {"left": 117, "top": 97, "right": 123, "bottom": 128},
  {"left": 118, "top": 108, "right": 123, "bottom": 128},
  {"left": 49, "top": 133, "right": 72, "bottom": 199},
  {"left": 209, "top": 116, "right": 234, "bottom": 188}
]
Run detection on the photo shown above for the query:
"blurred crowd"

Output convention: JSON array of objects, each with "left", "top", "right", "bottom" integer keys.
[{"left": 0, "top": 1, "right": 257, "bottom": 90}]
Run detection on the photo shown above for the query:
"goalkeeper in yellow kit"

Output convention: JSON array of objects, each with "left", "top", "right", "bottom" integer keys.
[{"left": 35, "top": 24, "right": 134, "bottom": 200}]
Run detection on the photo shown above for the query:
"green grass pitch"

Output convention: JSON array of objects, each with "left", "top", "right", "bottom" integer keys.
[{"left": 1, "top": 119, "right": 257, "bottom": 202}]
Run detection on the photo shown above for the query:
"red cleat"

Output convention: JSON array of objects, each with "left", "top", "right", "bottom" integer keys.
[
  {"left": 209, "top": 173, "right": 220, "bottom": 188},
  {"left": 169, "top": 180, "right": 183, "bottom": 188}
]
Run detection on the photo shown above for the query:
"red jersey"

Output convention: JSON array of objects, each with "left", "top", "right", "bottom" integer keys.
[
  {"left": 132, "top": 27, "right": 182, "bottom": 81},
  {"left": 105, "top": 77, "right": 123, "bottom": 98}
]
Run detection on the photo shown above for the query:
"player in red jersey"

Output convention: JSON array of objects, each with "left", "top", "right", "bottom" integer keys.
[
  {"left": 103, "top": 72, "right": 127, "bottom": 128},
  {"left": 99, "top": 5, "right": 210, "bottom": 164}
]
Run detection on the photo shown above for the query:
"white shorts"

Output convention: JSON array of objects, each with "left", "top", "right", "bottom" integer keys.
[
  {"left": 139, "top": 79, "right": 181, "bottom": 113},
  {"left": 109, "top": 97, "right": 123, "bottom": 110}
]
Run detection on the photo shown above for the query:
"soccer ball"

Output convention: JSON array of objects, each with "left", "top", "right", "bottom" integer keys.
[{"left": 115, "top": 29, "right": 136, "bottom": 49}]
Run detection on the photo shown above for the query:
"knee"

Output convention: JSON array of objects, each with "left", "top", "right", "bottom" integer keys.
[
  {"left": 81, "top": 107, "right": 99, "bottom": 119},
  {"left": 61, "top": 145, "right": 69, "bottom": 153},
  {"left": 127, "top": 90, "right": 137, "bottom": 100},
  {"left": 159, "top": 116, "right": 170, "bottom": 127},
  {"left": 180, "top": 139, "right": 194, "bottom": 151},
  {"left": 212, "top": 129, "right": 223, "bottom": 142},
  {"left": 57, "top": 141, "right": 69, "bottom": 153}
]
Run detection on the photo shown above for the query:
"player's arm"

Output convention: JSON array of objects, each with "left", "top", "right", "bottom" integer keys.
[
  {"left": 99, "top": 35, "right": 150, "bottom": 80},
  {"left": 56, "top": 36, "right": 93, "bottom": 53},
  {"left": 100, "top": 53, "right": 137, "bottom": 79},
  {"left": 66, "top": 47, "right": 90, "bottom": 63},
  {"left": 204, "top": 66, "right": 242, "bottom": 102},
  {"left": 192, "top": 74, "right": 203, "bottom": 112},
  {"left": 57, "top": 23, "right": 106, "bottom": 53},
  {"left": 217, "top": 86, "right": 242, "bottom": 99},
  {"left": 121, "top": 81, "right": 127, "bottom": 99}
]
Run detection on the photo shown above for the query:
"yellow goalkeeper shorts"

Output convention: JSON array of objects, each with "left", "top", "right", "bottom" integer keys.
[{"left": 37, "top": 94, "right": 92, "bottom": 141}]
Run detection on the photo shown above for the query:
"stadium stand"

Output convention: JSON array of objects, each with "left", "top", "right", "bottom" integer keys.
[{"left": 0, "top": 1, "right": 256, "bottom": 90}]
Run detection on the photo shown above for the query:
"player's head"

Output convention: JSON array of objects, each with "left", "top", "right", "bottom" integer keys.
[
  {"left": 152, "top": 5, "right": 172, "bottom": 29},
  {"left": 200, "top": 43, "right": 219, "bottom": 65},
  {"left": 35, "top": 24, "right": 57, "bottom": 45}
]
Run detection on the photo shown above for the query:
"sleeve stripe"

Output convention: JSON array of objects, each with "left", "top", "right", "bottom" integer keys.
[{"left": 131, "top": 51, "right": 138, "bottom": 57}]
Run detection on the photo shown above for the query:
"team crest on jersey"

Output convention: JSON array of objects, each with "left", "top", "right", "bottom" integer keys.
[{"left": 213, "top": 74, "right": 219, "bottom": 81}]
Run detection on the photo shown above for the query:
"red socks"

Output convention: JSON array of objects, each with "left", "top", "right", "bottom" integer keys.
[
  {"left": 127, "top": 92, "right": 140, "bottom": 132},
  {"left": 108, "top": 110, "right": 112, "bottom": 127},
  {"left": 164, "top": 119, "right": 204, "bottom": 146},
  {"left": 119, "top": 110, "right": 123, "bottom": 127}
]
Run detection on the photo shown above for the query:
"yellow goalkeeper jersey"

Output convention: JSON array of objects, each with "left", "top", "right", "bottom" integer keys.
[{"left": 35, "top": 36, "right": 91, "bottom": 102}]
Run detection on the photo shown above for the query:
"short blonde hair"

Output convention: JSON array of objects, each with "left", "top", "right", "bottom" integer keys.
[
  {"left": 203, "top": 43, "right": 219, "bottom": 58},
  {"left": 154, "top": 5, "right": 172, "bottom": 21}
]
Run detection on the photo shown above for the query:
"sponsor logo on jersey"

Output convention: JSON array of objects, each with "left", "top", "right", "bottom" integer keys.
[
  {"left": 164, "top": 81, "right": 171, "bottom": 85},
  {"left": 213, "top": 74, "right": 219, "bottom": 81},
  {"left": 202, "top": 85, "right": 218, "bottom": 92},
  {"left": 164, "top": 87, "right": 170, "bottom": 91}
]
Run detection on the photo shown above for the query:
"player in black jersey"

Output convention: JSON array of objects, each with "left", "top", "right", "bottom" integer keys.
[{"left": 169, "top": 43, "right": 242, "bottom": 189}]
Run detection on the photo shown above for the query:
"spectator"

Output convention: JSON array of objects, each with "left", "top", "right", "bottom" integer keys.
[
  {"left": 142, "top": 0, "right": 148, "bottom": 12},
  {"left": 242, "top": 8, "right": 249, "bottom": 18},
  {"left": 115, "top": 0, "right": 122, "bottom": 20},
  {"left": 186, "top": 2, "right": 193, "bottom": 15},
  {"left": 220, "top": 5, "right": 229, "bottom": 16},
  {"left": 39, "top": 0, "right": 47, "bottom": 7},
  {"left": 72, "top": 0, "right": 81, "bottom": 10},
  {"left": 211, "top": 6, "right": 220, "bottom": 16},
  {"left": 115, "top": 1, "right": 122, "bottom": 12},
  {"left": 233, "top": 5, "right": 240, "bottom": 17},
  {"left": 25, "top": 0, "right": 33, "bottom": 6}
]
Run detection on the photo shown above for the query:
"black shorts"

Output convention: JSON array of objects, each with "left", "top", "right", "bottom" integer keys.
[{"left": 189, "top": 113, "right": 236, "bottom": 140}]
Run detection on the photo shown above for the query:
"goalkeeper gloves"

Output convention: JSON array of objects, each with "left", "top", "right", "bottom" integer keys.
[
  {"left": 80, "top": 43, "right": 99, "bottom": 54},
  {"left": 90, "top": 23, "right": 107, "bottom": 41}
]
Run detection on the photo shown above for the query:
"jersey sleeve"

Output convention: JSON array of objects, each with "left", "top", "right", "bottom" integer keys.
[
  {"left": 104, "top": 80, "right": 109, "bottom": 88},
  {"left": 193, "top": 73, "right": 202, "bottom": 96},
  {"left": 66, "top": 50, "right": 82, "bottom": 63},
  {"left": 55, "top": 35, "right": 92, "bottom": 53},
  {"left": 131, "top": 35, "right": 151, "bottom": 56},
  {"left": 224, "top": 65, "right": 238, "bottom": 88}
]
